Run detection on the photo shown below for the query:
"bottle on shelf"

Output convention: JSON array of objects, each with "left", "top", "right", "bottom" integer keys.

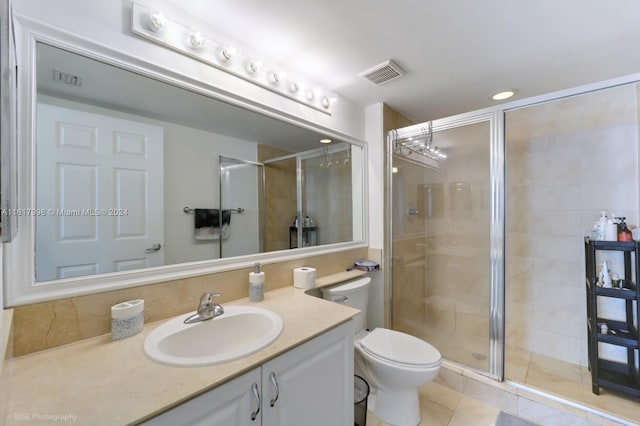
[
  {"left": 604, "top": 214, "right": 618, "bottom": 241},
  {"left": 618, "top": 217, "right": 633, "bottom": 242},
  {"left": 593, "top": 211, "right": 607, "bottom": 240},
  {"left": 599, "top": 261, "right": 612, "bottom": 288}
]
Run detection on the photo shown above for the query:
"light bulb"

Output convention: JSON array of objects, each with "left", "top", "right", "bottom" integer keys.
[
  {"left": 220, "top": 46, "right": 237, "bottom": 62},
  {"left": 269, "top": 72, "right": 280, "bottom": 84},
  {"left": 148, "top": 12, "right": 167, "bottom": 32},
  {"left": 321, "top": 97, "right": 330, "bottom": 109},
  {"left": 306, "top": 90, "right": 315, "bottom": 101},
  {"left": 492, "top": 90, "right": 515, "bottom": 100},
  {"left": 289, "top": 82, "right": 300, "bottom": 93},
  {"left": 246, "top": 60, "right": 263, "bottom": 74},
  {"left": 188, "top": 31, "right": 206, "bottom": 50}
]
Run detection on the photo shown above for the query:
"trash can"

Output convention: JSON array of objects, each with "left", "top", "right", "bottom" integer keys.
[{"left": 354, "top": 375, "right": 369, "bottom": 426}]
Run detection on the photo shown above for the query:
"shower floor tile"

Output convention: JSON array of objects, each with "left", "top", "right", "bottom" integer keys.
[{"left": 506, "top": 348, "right": 640, "bottom": 425}]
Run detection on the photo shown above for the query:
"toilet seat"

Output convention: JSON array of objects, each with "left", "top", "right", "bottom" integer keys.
[{"left": 358, "top": 328, "right": 441, "bottom": 368}]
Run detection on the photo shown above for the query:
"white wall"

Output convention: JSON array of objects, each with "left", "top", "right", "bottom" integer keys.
[
  {"left": 12, "top": 0, "right": 365, "bottom": 142},
  {"left": 365, "top": 103, "right": 385, "bottom": 329},
  {"left": 164, "top": 126, "right": 258, "bottom": 264}
]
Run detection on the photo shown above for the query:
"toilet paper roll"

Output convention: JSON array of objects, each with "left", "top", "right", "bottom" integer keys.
[{"left": 293, "top": 267, "right": 317, "bottom": 289}]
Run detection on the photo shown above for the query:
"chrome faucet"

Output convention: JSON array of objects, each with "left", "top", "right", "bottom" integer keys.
[{"left": 183, "top": 291, "right": 224, "bottom": 324}]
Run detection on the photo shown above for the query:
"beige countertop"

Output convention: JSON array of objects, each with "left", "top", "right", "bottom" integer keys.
[{"left": 3, "top": 286, "right": 359, "bottom": 425}]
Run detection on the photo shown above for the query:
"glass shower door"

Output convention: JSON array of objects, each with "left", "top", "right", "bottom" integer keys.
[
  {"left": 387, "top": 113, "right": 503, "bottom": 378},
  {"left": 219, "top": 156, "right": 265, "bottom": 258}
]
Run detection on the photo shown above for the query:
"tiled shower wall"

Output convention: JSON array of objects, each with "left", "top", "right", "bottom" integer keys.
[
  {"left": 259, "top": 145, "right": 296, "bottom": 252},
  {"left": 505, "top": 83, "right": 640, "bottom": 366}
]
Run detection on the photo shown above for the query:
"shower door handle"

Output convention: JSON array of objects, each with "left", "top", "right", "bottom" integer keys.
[{"left": 407, "top": 206, "right": 420, "bottom": 221}]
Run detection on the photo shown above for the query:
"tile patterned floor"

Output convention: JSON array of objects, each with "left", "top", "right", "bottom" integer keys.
[
  {"left": 363, "top": 349, "right": 640, "bottom": 426},
  {"left": 506, "top": 347, "right": 640, "bottom": 425},
  {"left": 364, "top": 382, "right": 503, "bottom": 426}
]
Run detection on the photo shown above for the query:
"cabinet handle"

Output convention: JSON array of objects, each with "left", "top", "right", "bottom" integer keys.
[
  {"left": 269, "top": 372, "right": 279, "bottom": 407},
  {"left": 250, "top": 382, "right": 260, "bottom": 421}
]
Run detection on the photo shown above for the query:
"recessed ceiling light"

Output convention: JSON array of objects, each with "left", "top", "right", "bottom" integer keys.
[
  {"left": 492, "top": 90, "right": 515, "bottom": 101},
  {"left": 320, "top": 138, "right": 332, "bottom": 144}
]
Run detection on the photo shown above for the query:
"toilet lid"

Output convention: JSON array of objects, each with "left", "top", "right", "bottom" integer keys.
[{"left": 359, "top": 328, "right": 441, "bottom": 367}]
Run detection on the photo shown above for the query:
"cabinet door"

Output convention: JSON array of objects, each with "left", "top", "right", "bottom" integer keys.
[
  {"left": 262, "top": 320, "right": 354, "bottom": 426},
  {"left": 142, "top": 367, "right": 262, "bottom": 426}
]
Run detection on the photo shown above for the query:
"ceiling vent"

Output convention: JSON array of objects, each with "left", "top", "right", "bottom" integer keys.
[
  {"left": 359, "top": 60, "right": 405, "bottom": 86},
  {"left": 53, "top": 69, "right": 84, "bottom": 87}
]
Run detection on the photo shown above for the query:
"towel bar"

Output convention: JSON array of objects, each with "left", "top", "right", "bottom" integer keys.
[{"left": 183, "top": 207, "right": 245, "bottom": 214}]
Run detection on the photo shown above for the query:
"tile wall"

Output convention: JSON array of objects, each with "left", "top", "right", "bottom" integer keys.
[
  {"left": 259, "top": 145, "right": 297, "bottom": 252},
  {"left": 505, "top": 83, "right": 640, "bottom": 365},
  {"left": 10, "top": 247, "right": 368, "bottom": 356}
]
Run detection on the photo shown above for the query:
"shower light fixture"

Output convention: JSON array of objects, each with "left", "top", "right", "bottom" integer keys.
[
  {"left": 148, "top": 12, "right": 167, "bottom": 32},
  {"left": 319, "top": 138, "right": 332, "bottom": 144},
  {"left": 492, "top": 90, "right": 515, "bottom": 101}
]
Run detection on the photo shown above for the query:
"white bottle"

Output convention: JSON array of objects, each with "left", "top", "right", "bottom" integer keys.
[
  {"left": 595, "top": 211, "right": 607, "bottom": 240},
  {"left": 599, "top": 261, "right": 612, "bottom": 288},
  {"left": 249, "top": 262, "right": 265, "bottom": 302},
  {"left": 604, "top": 217, "right": 618, "bottom": 242}
]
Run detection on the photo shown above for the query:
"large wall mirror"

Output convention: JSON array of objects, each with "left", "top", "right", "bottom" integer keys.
[{"left": 6, "top": 36, "right": 365, "bottom": 304}]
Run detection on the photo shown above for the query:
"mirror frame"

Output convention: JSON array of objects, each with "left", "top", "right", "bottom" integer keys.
[{"left": 4, "top": 15, "right": 368, "bottom": 306}]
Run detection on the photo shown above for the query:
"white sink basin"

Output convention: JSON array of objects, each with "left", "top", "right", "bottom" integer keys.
[{"left": 144, "top": 306, "right": 283, "bottom": 367}]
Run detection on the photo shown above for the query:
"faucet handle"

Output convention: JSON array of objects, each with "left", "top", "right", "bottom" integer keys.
[
  {"left": 200, "top": 291, "right": 221, "bottom": 304},
  {"left": 198, "top": 291, "right": 221, "bottom": 312}
]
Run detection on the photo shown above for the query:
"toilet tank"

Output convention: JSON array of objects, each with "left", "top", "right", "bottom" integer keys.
[{"left": 321, "top": 277, "right": 371, "bottom": 332}]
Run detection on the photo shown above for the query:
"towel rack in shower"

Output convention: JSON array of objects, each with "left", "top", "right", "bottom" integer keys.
[{"left": 183, "top": 207, "right": 245, "bottom": 214}]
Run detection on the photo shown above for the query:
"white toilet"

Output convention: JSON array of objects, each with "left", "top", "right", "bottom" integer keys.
[{"left": 321, "top": 277, "right": 441, "bottom": 426}]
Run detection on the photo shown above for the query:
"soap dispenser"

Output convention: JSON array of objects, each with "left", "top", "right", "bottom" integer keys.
[
  {"left": 618, "top": 217, "right": 633, "bottom": 242},
  {"left": 249, "top": 262, "right": 265, "bottom": 302}
]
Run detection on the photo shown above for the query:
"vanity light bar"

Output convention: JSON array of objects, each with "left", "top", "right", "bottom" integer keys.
[{"left": 130, "top": 3, "right": 335, "bottom": 115}]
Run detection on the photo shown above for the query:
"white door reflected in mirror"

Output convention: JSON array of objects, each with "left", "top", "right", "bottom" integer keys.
[{"left": 36, "top": 102, "right": 164, "bottom": 281}]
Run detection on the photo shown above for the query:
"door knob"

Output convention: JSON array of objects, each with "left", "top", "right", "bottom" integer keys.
[{"left": 145, "top": 243, "right": 162, "bottom": 253}]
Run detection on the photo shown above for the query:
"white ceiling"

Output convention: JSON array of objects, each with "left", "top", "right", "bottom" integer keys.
[
  {"left": 37, "top": 44, "right": 336, "bottom": 153},
  {"left": 162, "top": 0, "right": 640, "bottom": 122}
]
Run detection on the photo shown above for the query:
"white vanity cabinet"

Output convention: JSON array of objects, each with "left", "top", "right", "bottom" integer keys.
[
  {"left": 143, "top": 320, "right": 354, "bottom": 426},
  {"left": 261, "top": 320, "right": 354, "bottom": 425},
  {"left": 142, "top": 368, "right": 262, "bottom": 426}
]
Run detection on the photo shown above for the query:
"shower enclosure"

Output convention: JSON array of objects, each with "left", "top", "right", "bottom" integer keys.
[
  {"left": 262, "top": 143, "right": 356, "bottom": 251},
  {"left": 385, "top": 112, "right": 504, "bottom": 379},
  {"left": 386, "top": 80, "right": 640, "bottom": 414},
  {"left": 219, "top": 156, "right": 265, "bottom": 258}
]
